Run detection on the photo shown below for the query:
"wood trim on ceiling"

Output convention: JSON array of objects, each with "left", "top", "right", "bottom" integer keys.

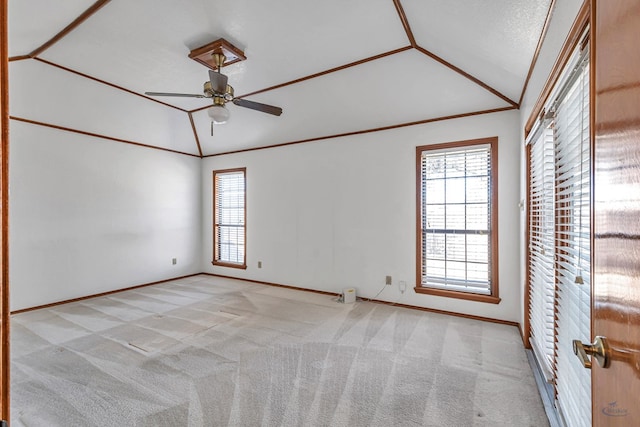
[
  {"left": 205, "top": 273, "right": 520, "bottom": 328},
  {"left": 10, "top": 116, "right": 200, "bottom": 158},
  {"left": 193, "top": 46, "right": 413, "bottom": 112},
  {"left": 414, "top": 46, "right": 519, "bottom": 108},
  {"left": 1, "top": 0, "right": 11, "bottom": 419},
  {"left": 34, "top": 58, "right": 188, "bottom": 113},
  {"left": 518, "top": 0, "right": 557, "bottom": 107},
  {"left": 188, "top": 112, "right": 203, "bottom": 158},
  {"left": 194, "top": 44, "right": 517, "bottom": 114},
  {"left": 525, "top": 0, "right": 590, "bottom": 137},
  {"left": 6, "top": 0, "right": 529, "bottom": 160},
  {"left": 28, "top": 0, "right": 112, "bottom": 58},
  {"left": 7, "top": 54, "right": 30, "bottom": 62},
  {"left": 393, "top": 0, "right": 417, "bottom": 47},
  {"left": 203, "top": 106, "right": 516, "bottom": 157}
]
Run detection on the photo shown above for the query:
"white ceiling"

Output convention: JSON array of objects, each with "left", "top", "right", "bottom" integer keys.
[{"left": 8, "top": 0, "right": 552, "bottom": 156}]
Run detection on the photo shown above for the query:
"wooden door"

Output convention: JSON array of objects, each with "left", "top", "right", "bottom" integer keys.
[
  {"left": 591, "top": 0, "right": 640, "bottom": 424},
  {"left": 0, "top": 0, "right": 10, "bottom": 422}
]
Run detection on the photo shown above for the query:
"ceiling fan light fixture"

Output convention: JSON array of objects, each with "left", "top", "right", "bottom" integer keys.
[{"left": 208, "top": 104, "right": 230, "bottom": 124}]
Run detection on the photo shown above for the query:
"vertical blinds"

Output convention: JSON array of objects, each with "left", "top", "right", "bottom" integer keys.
[
  {"left": 214, "top": 171, "right": 245, "bottom": 265},
  {"left": 420, "top": 144, "right": 492, "bottom": 294}
]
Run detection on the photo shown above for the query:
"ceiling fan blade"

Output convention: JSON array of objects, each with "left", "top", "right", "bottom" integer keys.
[
  {"left": 209, "top": 70, "right": 228, "bottom": 93},
  {"left": 232, "top": 98, "right": 283, "bottom": 116},
  {"left": 145, "top": 92, "right": 206, "bottom": 98}
]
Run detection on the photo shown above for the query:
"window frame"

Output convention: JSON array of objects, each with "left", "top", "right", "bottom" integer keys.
[
  {"left": 212, "top": 167, "right": 247, "bottom": 269},
  {"left": 415, "top": 137, "right": 500, "bottom": 304}
]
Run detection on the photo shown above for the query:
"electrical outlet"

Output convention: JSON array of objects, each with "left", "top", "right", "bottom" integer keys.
[
  {"left": 172, "top": 258, "right": 177, "bottom": 265},
  {"left": 385, "top": 275, "right": 392, "bottom": 285},
  {"left": 258, "top": 261, "right": 262, "bottom": 268}
]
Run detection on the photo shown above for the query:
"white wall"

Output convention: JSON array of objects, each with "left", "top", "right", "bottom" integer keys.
[
  {"left": 518, "top": 0, "right": 585, "bottom": 327},
  {"left": 202, "top": 110, "right": 522, "bottom": 322},
  {"left": 9, "top": 121, "right": 202, "bottom": 310}
]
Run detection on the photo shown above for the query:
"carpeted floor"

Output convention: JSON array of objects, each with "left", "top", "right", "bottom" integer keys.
[{"left": 10, "top": 275, "right": 549, "bottom": 426}]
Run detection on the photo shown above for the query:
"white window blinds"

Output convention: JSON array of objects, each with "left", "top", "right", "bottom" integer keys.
[
  {"left": 527, "top": 126, "right": 556, "bottom": 381},
  {"left": 214, "top": 169, "right": 246, "bottom": 266},
  {"left": 420, "top": 143, "right": 493, "bottom": 294},
  {"left": 553, "top": 54, "right": 591, "bottom": 427},
  {"left": 526, "top": 40, "right": 591, "bottom": 427}
]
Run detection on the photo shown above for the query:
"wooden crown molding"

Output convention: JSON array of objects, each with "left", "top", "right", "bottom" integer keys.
[
  {"left": 10, "top": 116, "right": 200, "bottom": 158},
  {"left": 203, "top": 106, "right": 516, "bottom": 157},
  {"left": 393, "top": 0, "right": 417, "bottom": 47},
  {"left": 518, "top": 0, "right": 557, "bottom": 107},
  {"left": 414, "top": 46, "right": 518, "bottom": 108},
  {"left": 34, "top": 58, "right": 187, "bottom": 113},
  {"left": 188, "top": 112, "right": 203, "bottom": 158},
  {"left": 393, "top": 0, "right": 517, "bottom": 108},
  {"left": 209, "top": 46, "right": 413, "bottom": 112},
  {"left": 8, "top": 0, "right": 524, "bottom": 157},
  {"left": 206, "top": 43, "right": 518, "bottom": 113},
  {"left": 29, "top": 0, "right": 112, "bottom": 58}
]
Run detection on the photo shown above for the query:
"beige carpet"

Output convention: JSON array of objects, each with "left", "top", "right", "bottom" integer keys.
[{"left": 11, "top": 275, "right": 548, "bottom": 426}]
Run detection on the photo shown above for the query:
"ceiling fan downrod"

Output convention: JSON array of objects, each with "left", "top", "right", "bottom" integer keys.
[{"left": 212, "top": 52, "right": 226, "bottom": 72}]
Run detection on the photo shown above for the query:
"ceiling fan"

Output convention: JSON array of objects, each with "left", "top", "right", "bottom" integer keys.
[{"left": 145, "top": 52, "right": 282, "bottom": 126}]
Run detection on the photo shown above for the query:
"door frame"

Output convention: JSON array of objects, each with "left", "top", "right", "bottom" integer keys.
[{"left": 0, "top": 0, "right": 10, "bottom": 420}]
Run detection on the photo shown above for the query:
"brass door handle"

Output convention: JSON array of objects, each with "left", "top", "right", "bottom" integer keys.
[{"left": 572, "top": 336, "right": 611, "bottom": 369}]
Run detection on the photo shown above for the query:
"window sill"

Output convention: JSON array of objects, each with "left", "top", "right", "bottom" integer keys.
[
  {"left": 211, "top": 261, "right": 247, "bottom": 270},
  {"left": 414, "top": 286, "right": 501, "bottom": 304}
]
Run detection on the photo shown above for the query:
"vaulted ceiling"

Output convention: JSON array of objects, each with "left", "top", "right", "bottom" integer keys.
[{"left": 8, "top": 0, "right": 552, "bottom": 157}]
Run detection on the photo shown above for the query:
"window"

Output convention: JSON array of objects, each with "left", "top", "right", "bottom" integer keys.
[
  {"left": 213, "top": 168, "right": 246, "bottom": 269},
  {"left": 527, "top": 42, "right": 591, "bottom": 427},
  {"left": 416, "top": 137, "right": 499, "bottom": 303},
  {"left": 527, "top": 126, "right": 556, "bottom": 381}
]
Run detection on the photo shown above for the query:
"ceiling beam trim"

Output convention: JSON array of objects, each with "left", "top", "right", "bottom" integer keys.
[
  {"left": 188, "top": 113, "right": 203, "bottom": 158},
  {"left": 28, "top": 0, "right": 112, "bottom": 59},
  {"left": 414, "top": 46, "right": 519, "bottom": 108},
  {"left": 10, "top": 116, "right": 200, "bottom": 158},
  {"left": 34, "top": 58, "right": 188, "bottom": 113},
  {"left": 392, "top": 0, "right": 417, "bottom": 47},
  {"left": 8, "top": 54, "right": 30, "bottom": 62},
  {"left": 191, "top": 45, "right": 414, "bottom": 113},
  {"left": 205, "top": 106, "right": 516, "bottom": 157},
  {"left": 518, "top": 0, "right": 557, "bottom": 107}
]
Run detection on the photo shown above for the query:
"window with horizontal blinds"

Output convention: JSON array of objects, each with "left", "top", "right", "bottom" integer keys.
[
  {"left": 553, "top": 54, "right": 591, "bottom": 427},
  {"left": 417, "top": 138, "right": 498, "bottom": 300},
  {"left": 526, "top": 39, "right": 590, "bottom": 427},
  {"left": 213, "top": 169, "right": 246, "bottom": 268},
  {"left": 527, "top": 126, "right": 556, "bottom": 381}
]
